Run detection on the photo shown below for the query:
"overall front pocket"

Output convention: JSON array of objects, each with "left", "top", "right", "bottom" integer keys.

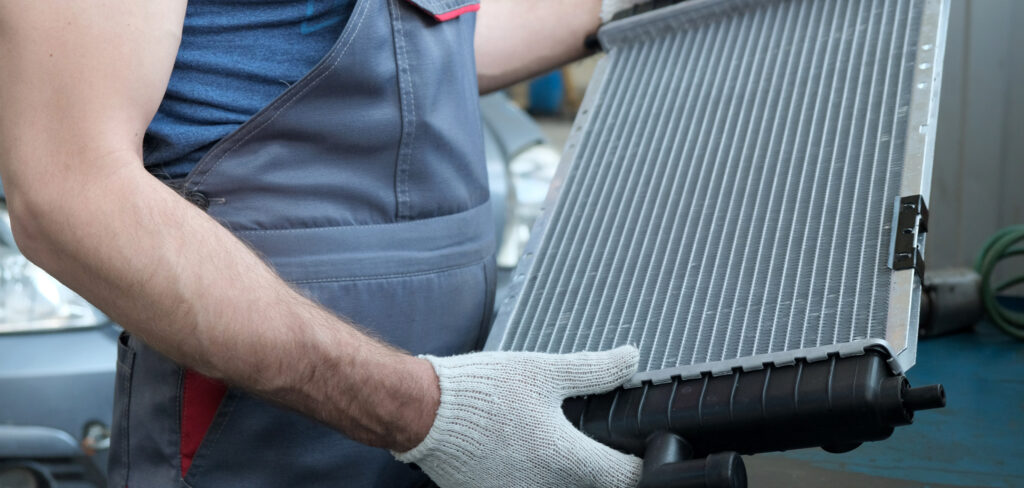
[{"left": 295, "top": 259, "right": 493, "bottom": 356}]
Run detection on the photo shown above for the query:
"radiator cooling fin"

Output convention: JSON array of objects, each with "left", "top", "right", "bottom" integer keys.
[{"left": 487, "top": 0, "right": 946, "bottom": 386}]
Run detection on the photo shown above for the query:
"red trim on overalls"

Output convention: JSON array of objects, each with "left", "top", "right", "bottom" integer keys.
[
  {"left": 432, "top": 3, "right": 480, "bottom": 21},
  {"left": 180, "top": 370, "right": 227, "bottom": 477}
]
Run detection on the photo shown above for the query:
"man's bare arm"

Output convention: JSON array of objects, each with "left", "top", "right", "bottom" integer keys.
[
  {"left": 475, "top": 0, "right": 602, "bottom": 93},
  {"left": 0, "top": 1, "right": 437, "bottom": 451}
]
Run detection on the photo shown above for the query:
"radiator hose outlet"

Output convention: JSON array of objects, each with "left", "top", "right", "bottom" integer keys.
[
  {"left": 638, "top": 432, "right": 746, "bottom": 488},
  {"left": 904, "top": 384, "right": 946, "bottom": 412}
]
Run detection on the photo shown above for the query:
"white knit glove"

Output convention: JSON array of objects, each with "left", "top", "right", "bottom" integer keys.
[
  {"left": 393, "top": 346, "right": 643, "bottom": 488},
  {"left": 601, "top": 0, "right": 647, "bottom": 23}
]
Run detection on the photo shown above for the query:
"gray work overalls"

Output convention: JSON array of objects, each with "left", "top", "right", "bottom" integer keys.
[{"left": 108, "top": 0, "right": 494, "bottom": 485}]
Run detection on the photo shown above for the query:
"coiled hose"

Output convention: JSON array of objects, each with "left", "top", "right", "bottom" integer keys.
[{"left": 974, "top": 225, "right": 1024, "bottom": 340}]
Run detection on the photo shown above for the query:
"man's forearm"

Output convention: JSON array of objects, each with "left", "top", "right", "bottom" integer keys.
[
  {"left": 0, "top": 0, "right": 437, "bottom": 453},
  {"left": 475, "top": 0, "right": 602, "bottom": 92},
  {"left": 6, "top": 158, "right": 438, "bottom": 451}
]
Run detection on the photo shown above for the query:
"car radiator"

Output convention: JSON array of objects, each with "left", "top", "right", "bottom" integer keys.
[{"left": 484, "top": 0, "right": 949, "bottom": 486}]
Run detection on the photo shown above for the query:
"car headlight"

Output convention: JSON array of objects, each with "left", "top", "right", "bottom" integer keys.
[
  {"left": 0, "top": 206, "right": 106, "bottom": 334},
  {"left": 497, "top": 144, "right": 560, "bottom": 269}
]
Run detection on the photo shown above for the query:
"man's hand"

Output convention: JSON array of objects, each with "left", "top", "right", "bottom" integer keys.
[{"left": 395, "top": 346, "right": 643, "bottom": 488}]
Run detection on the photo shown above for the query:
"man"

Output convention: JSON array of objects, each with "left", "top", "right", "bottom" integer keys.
[{"left": 0, "top": 0, "right": 643, "bottom": 486}]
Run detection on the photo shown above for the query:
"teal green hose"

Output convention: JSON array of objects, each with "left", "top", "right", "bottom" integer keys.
[{"left": 974, "top": 225, "right": 1024, "bottom": 340}]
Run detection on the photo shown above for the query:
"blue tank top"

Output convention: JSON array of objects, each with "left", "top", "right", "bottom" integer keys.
[{"left": 144, "top": 0, "right": 355, "bottom": 181}]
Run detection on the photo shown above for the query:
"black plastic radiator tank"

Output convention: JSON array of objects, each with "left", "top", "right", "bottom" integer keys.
[{"left": 563, "top": 350, "right": 945, "bottom": 488}]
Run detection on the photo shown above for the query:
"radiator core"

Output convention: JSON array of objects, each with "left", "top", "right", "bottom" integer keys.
[{"left": 486, "top": 0, "right": 948, "bottom": 385}]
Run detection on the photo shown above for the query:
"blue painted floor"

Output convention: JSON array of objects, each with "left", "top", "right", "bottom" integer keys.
[{"left": 749, "top": 320, "right": 1024, "bottom": 487}]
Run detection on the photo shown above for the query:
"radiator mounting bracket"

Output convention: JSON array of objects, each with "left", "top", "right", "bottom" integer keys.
[{"left": 891, "top": 194, "right": 929, "bottom": 279}]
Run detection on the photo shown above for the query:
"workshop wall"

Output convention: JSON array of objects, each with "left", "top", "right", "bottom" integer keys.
[{"left": 931, "top": 0, "right": 1024, "bottom": 272}]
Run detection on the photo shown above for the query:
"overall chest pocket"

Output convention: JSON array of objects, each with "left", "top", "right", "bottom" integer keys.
[
  {"left": 400, "top": 0, "right": 480, "bottom": 21},
  {"left": 389, "top": 0, "right": 490, "bottom": 222}
]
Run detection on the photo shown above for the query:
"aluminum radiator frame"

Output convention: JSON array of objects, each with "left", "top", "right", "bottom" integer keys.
[{"left": 485, "top": 0, "right": 949, "bottom": 387}]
